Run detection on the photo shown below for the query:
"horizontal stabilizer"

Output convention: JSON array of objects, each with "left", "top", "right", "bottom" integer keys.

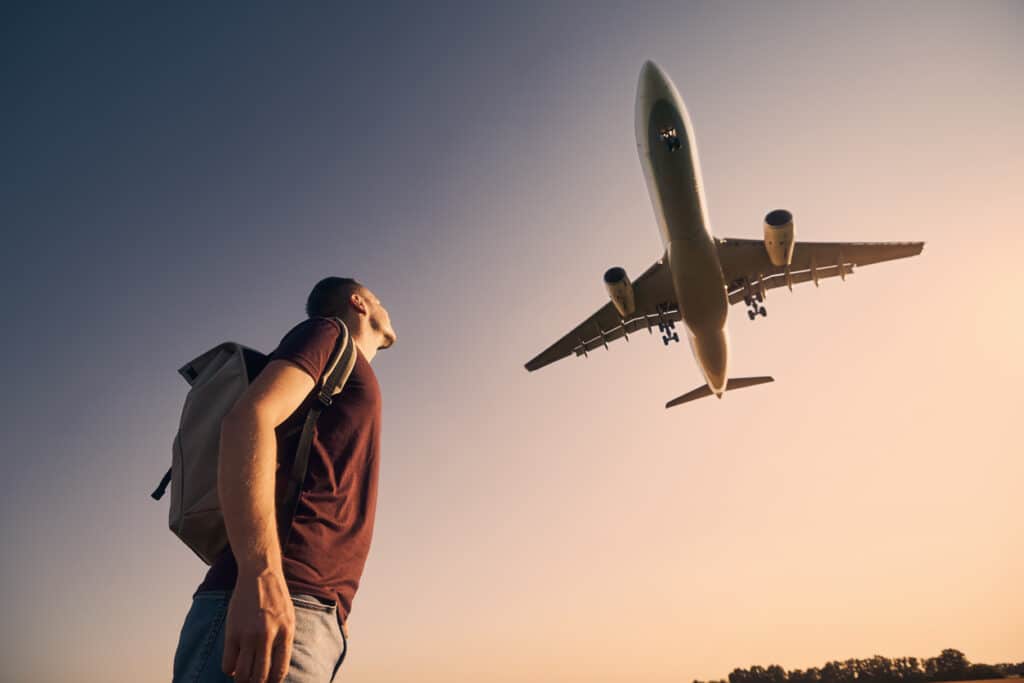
[{"left": 665, "top": 376, "right": 774, "bottom": 409}]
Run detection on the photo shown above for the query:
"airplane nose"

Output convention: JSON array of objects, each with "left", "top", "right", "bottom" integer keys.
[
  {"left": 634, "top": 59, "right": 659, "bottom": 96},
  {"left": 638, "top": 60, "right": 668, "bottom": 97}
]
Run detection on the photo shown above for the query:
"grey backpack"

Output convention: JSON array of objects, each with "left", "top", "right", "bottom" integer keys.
[{"left": 152, "top": 318, "right": 357, "bottom": 564}]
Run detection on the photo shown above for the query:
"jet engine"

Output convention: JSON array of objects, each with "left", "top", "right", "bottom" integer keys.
[
  {"left": 763, "top": 209, "right": 795, "bottom": 266},
  {"left": 604, "top": 266, "right": 636, "bottom": 318}
]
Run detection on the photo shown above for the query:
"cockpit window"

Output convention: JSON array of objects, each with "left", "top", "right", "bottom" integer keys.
[{"left": 659, "top": 126, "right": 681, "bottom": 152}]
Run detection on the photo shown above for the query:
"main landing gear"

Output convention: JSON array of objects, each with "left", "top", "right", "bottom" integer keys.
[
  {"left": 744, "top": 293, "right": 767, "bottom": 321},
  {"left": 731, "top": 276, "right": 768, "bottom": 322},
  {"left": 657, "top": 303, "right": 680, "bottom": 345}
]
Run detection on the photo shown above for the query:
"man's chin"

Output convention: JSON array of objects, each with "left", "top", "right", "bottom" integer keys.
[{"left": 379, "top": 331, "right": 397, "bottom": 349}]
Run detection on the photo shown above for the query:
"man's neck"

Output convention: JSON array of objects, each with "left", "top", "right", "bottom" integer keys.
[{"left": 349, "top": 328, "right": 378, "bottom": 363}]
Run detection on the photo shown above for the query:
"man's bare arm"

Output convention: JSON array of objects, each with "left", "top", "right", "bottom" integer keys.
[{"left": 218, "top": 360, "right": 315, "bottom": 683}]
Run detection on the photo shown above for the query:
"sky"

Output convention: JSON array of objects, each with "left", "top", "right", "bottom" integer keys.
[{"left": 1, "top": 2, "right": 1022, "bottom": 682}]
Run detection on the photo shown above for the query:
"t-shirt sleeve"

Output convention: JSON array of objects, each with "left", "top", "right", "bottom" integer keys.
[{"left": 270, "top": 318, "right": 342, "bottom": 383}]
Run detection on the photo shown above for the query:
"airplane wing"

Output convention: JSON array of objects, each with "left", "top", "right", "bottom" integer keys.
[
  {"left": 525, "top": 258, "right": 680, "bottom": 372},
  {"left": 716, "top": 238, "right": 924, "bottom": 304}
]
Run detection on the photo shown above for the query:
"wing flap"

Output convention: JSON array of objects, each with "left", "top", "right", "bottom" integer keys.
[
  {"left": 718, "top": 238, "right": 924, "bottom": 305},
  {"left": 524, "top": 257, "right": 678, "bottom": 372},
  {"left": 727, "top": 263, "right": 848, "bottom": 304}
]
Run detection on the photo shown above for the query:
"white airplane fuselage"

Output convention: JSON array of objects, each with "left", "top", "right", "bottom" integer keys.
[{"left": 635, "top": 61, "right": 730, "bottom": 395}]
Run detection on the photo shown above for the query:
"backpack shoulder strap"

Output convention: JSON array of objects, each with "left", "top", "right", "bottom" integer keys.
[
  {"left": 279, "top": 318, "right": 357, "bottom": 543},
  {"left": 315, "top": 318, "right": 358, "bottom": 404}
]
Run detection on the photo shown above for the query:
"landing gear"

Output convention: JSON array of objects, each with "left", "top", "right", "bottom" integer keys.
[
  {"left": 741, "top": 279, "right": 767, "bottom": 321},
  {"left": 656, "top": 303, "right": 680, "bottom": 345},
  {"left": 659, "top": 126, "right": 682, "bottom": 152}
]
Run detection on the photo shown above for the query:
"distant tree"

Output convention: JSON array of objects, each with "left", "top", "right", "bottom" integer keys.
[
  {"left": 857, "top": 654, "right": 895, "bottom": 683},
  {"left": 821, "top": 661, "right": 856, "bottom": 683},
  {"left": 967, "top": 664, "right": 1003, "bottom": 680},
  {"left": 895, "top": 656, "right": 926, "bottom": 682},
  {"left": 925, "top": 649, "right": 971, "bottom": 681},
  {"left": 750, "top": 665, "right": 770, "bottom": 683},
  {"left": 767, "top": 664, "right": 787, "bottom": 683},
  {"left": 791, "top": 668, "right": 825, "bottom": 683},
  {"left": 731, "top": 667, "right": 753, "bottom": 683},
  {"left": 789, "top": 669, "right": 812, "bottom": 683},
  {"left": 938, "top": 649, "right": 970, "bottom": 681}
]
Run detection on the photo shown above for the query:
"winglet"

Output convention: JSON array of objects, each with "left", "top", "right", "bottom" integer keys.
[{"left": 666, "top": 376, "right": 774, "bottom": 408}]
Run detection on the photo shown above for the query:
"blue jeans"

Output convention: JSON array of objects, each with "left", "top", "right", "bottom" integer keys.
[{"left": 173, "top": 591, "right": 347, "bottom": 683}]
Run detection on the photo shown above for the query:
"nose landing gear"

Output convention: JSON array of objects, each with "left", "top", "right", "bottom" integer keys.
[{"left": 659, "top": 127, "right": 682, "bottom": 152}]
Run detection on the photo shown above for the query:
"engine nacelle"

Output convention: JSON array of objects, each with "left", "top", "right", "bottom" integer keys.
[
  {"left": 763, "top": 209, "right": 795, "bottom": 267},
  {"left": 604, "top": 266, "right": 636, "bottom": 318}
]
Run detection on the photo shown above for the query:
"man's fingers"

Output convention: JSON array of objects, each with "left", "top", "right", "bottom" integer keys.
[
  {"left": 249, "top": 633, "right": 275, "bottom": 683},
  {"left": 222, "top": 631, "right": 241, "bottom": 676},
  {"left": 233, "top": 642, "right": 256, "bottom": 683},
  {"left": 268, "top": 626, "right": 293, "bottom": 683}
]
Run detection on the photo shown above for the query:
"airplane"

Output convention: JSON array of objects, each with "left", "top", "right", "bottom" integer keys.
[{"left": 524, "top": 61, "right": 924, "bottom": 408}]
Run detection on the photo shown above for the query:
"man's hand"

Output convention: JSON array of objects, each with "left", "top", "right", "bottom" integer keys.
[{"left": 222, "top": 568, "right": 296, "bottom": 683}]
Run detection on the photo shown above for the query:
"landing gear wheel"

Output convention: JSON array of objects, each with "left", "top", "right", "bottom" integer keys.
[
  {"left": 759, "top": 306, "right": 767, "bottom": 317},
  {"left": 748, "top": 310, "right": 756, "bottom": 320}
]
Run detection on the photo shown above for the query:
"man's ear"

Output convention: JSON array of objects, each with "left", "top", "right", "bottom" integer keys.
[{"left": 349, "top": 292, "right": 368, "bottom": 316}]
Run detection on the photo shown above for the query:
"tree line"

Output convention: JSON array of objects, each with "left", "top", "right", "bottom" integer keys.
[{"left": 693, "top": 649, "right": 1024, "bottom": 683}]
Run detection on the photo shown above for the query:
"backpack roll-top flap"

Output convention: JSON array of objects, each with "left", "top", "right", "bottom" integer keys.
[{"left": 178, "top": 342, "right": 261, "bottom": 386}]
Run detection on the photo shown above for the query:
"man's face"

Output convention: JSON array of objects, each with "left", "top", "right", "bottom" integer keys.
[{"left": 358, "top": 287, "right": 396, "bottom": 349}]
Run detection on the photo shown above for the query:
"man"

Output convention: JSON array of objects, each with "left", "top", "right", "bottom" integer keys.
[{"left": 172, "top": 277, "right": 396, "bottom": 683}]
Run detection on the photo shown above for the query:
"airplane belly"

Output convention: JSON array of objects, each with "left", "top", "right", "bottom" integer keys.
[
  {"left": 668, "top": 238, "right": 727, "bottom": 331},
  {"left": 690, "top": 327, "right": 728, "bottom": 393}
]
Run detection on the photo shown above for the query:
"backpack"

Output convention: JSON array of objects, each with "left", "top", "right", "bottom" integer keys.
[{"left": 151, "top": 318, "right": 357, "bottom": 565}]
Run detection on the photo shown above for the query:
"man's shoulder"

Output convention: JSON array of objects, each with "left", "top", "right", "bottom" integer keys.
[
  {"left": 270, "top": 317, "right": 344, "bottom": 382},
  {"left": 281, "top": 316, "right": 343, "bottom": 342}
]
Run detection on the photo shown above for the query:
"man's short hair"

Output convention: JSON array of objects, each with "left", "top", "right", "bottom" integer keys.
[{"left": 306, "top": 277, "right": 364, "bottom": 318}]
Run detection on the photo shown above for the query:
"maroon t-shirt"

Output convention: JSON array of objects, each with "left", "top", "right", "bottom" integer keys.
[{"left": 198, "top": 317, "right": 382, "bottom": 621}]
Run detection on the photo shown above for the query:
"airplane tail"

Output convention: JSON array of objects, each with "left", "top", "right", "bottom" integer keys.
[{"left": 665, "top": 376, "right": 774, "bottom": 409}]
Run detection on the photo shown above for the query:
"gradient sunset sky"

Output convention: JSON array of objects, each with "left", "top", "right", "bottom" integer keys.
[{"left": 2, "top": 2, "right": 1022, "bottom": 682}]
